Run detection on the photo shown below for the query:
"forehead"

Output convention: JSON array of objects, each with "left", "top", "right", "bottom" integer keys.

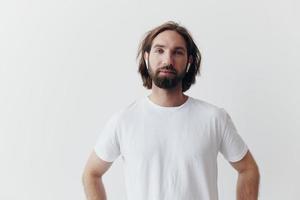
[{"left": 151, "top": 30, "right": 187, "bottom": 50}]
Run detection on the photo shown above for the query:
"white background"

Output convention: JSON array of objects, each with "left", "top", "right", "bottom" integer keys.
[{"left": 0, "top": 0, "right": 299, "bottom": 199}]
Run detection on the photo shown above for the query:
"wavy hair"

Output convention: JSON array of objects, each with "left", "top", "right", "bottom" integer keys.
[{"left": 137, "top": 21, "right": 202, "bottom": 92}]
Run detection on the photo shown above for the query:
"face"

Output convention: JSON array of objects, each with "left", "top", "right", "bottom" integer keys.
[{"left": 144, "top": 30, "right": 191, "bottom": 90}]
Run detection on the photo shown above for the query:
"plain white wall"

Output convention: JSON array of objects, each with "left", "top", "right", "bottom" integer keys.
[{"left": 0, "top": 0, "right": 299, "bottom": 199}]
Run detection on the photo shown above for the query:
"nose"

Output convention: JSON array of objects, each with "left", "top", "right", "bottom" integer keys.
[{"left": 162, "top": 52, "right": 174, "bottom": 66}]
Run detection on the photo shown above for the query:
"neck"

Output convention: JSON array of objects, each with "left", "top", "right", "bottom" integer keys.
[{"left": 148, "top": 83, "right": 188, "bottom": 107}]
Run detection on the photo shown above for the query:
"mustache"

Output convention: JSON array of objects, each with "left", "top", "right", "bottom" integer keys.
[{"left": 159, "top": 65, "right": 177, "bottom": 74}]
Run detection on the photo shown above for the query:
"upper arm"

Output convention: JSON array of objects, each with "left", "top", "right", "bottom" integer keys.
[
  {"left": 218, "top": 109, "right": 248, "bottom": 162},
  {"left": 230, "top": 150, "right": 259, "bottom": 173},
  {"left": 83, "top": 150, "right": 113, "bottom": 178}
]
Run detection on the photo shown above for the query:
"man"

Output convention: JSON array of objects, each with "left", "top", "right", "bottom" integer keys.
[{"left": 82, "top": 21, "right": 260, "bottom": 200}]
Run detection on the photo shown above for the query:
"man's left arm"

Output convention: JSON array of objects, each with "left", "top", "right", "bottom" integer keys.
[{"left": 230, "top": 150, "right": 260, "bottom": 200}]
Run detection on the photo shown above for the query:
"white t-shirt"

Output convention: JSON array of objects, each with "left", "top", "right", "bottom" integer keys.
[{"left": 94, "top": 96, "right": 248, "bottom": 200}]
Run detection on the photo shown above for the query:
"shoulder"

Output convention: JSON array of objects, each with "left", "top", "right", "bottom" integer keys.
[
  {"left": 107, "top": 97, "right": 144, "bottom": 123},
  {"left": 188, "top": 96, "right": 228, "bottom": 119}
]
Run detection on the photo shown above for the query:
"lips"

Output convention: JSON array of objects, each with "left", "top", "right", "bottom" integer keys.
[{"left": 159, "top": 70, "right": 176, "bottom": 74}]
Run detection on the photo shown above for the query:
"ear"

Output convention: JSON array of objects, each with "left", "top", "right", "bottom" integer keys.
[
  {"left": 144, "top": 52, "right": 149, "bottom": 62},
  {"left": 144, "top": 52, "right": 149, "bottom": 70},
  {"left": 188, "top": 55, "right": 193, "bottom": 64},
  {"left": 186, "top": 55, "right": 193, "bottom": 73}
]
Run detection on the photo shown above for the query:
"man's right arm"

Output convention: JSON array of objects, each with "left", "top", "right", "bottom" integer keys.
[{"left": 82, "top": 151, "right": 113, "bottom": 200}]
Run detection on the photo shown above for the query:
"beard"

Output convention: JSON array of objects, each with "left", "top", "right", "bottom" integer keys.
[{"left": 148, "top": 64, "right": 186, "bottom": 89}]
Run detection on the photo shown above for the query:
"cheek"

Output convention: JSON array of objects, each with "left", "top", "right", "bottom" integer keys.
[
  {"left": 149, "top": 57, "right": 162, "bottom": 68},
  {"left": 175, "top": 58, "right": 188, "bottom": 68}
]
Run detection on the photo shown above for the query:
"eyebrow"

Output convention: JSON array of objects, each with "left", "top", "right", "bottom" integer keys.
[{"left": 152, "top": 44, "right": 186, "bottom": 51}]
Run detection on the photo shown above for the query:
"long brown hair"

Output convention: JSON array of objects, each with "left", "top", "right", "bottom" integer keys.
[{"left": 137, "top": 21, "right": 202, "bottom": 92}]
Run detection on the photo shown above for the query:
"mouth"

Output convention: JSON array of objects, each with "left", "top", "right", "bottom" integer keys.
[{"left": 159, "top": 70, "right": 176, "bottom": 75}]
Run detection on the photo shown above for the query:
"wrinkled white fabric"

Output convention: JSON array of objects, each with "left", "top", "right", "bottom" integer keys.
[{"left": 94, "top": 96, "right": 248, "bottom": 200}]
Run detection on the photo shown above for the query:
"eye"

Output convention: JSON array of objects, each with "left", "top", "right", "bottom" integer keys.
[
  {"left": 154, "top": 48, "right": 164, "bottom": 54},
  {"left": 175, "top": 50, "right": 184, "bottom": 55}
]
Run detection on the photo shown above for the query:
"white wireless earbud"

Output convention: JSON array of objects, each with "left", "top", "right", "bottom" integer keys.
[
  {"left": 145, "top": 60, "right": 149, "bottom": 70},
  {"left": 186, "top": 63, "right": 191, "bottom": 73}
]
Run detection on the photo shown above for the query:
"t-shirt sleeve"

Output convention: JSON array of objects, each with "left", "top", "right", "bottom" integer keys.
[
  {"left": 218, "top": 108, "right": 248, "bottom": 162},
  {"left": 94, "top": 113, "right": 121, "bottom": 162}
]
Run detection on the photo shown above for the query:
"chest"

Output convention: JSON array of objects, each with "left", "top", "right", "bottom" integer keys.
[{"left": 120, "top": 114, "right": 218, "bottom": 163}]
